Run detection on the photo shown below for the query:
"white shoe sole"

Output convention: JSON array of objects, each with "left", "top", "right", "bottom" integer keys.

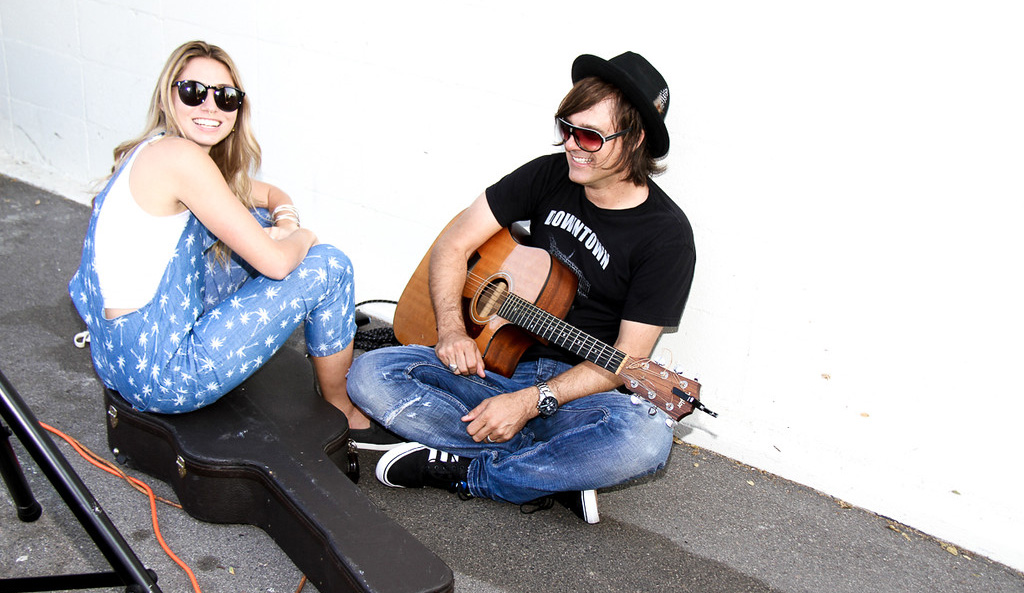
[
  {"left": 375, "top": 441, "right": 428, "bottom": 487},
  {"left": 580, "top": 489, "right": 600, "bottom": 524},
  {"left": 352, "top": 439, "right": 409, "bottom": 452}
]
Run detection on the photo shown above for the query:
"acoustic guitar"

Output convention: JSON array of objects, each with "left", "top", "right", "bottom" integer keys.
[{"left": 393, "top": 221, "right": 716, "bottom": 422}]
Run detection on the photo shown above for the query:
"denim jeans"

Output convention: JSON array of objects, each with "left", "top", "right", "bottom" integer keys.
[
  {"left": 69, "top": 169, "right": 357, "bottom": 414},
  {"left": 348, "top": 344, "right": 675, "bottom": 503}
]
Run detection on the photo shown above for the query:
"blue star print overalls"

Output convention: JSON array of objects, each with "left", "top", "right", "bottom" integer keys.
[{"left": 68, "top": 141, "right": 356, "bottom": 413}]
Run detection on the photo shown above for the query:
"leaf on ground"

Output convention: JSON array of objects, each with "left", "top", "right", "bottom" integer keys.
[{"left": 887, "top": 523, "right": 912, "bottom": 541}]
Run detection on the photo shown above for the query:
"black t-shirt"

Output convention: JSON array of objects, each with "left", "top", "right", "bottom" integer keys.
[{"left": 486, "top": 153, "right": 696, "bottom": 363}]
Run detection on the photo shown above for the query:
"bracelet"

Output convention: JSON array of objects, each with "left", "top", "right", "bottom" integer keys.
[{"left": 272, "top": 204, "right": 300, "bottom": 227}]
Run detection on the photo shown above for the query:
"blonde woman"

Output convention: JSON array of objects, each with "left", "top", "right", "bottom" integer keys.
[{"left": 69, "top": 40, "right": 403, "bottom": 450}]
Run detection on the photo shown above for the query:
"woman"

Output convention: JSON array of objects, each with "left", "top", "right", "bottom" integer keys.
[{"left": 68, "top": 40, "right": 401, "bottom": 450}]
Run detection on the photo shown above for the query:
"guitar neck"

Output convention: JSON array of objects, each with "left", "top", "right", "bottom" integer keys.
[
  {"left": 497, "top": 288, "right": 713, "bottom": 421},
  {"left": 499, "top": 293, "right": 627, "bottom": 373}
]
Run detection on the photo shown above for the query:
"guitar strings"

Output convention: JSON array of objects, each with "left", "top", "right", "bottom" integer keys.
[
  {"left": 462, "top": 269, "right": 625, "bottom": 369},
  {"left": 462, "top": 268, "right": 698, "bottom": 419}
]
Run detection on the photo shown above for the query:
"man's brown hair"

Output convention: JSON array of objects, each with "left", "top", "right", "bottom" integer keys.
[{"left": 555, "top": 77, "right": 665, "bottom": 186}]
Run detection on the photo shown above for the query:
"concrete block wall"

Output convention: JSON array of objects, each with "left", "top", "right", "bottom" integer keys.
[{"left": 2, "top": 0, "right": 1023, "bottom": 571}]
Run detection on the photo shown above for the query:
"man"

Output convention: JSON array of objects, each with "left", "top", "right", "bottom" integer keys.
[{"left": 348, "top": 52, "right": 695, "bottom": 523}]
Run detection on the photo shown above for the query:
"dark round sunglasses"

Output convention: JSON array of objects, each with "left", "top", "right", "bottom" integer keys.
[
  {"left": 174, "top": 80, "right": 245, "bottom": 112},
  {"left": 555, "top": 117, "right": 632, "bottom": 153}
]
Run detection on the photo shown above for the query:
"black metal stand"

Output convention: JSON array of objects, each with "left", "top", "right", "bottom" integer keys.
[
  {"left": 0, "top": 368, "right": 161, "bottom": 592},
  {"left": 1, "top": 423, "right": 42, "bottom": 522}
]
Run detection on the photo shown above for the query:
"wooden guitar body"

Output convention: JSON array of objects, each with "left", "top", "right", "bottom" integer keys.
[{"left": 394, "top": 223, "right": 576, "bottom": 378}]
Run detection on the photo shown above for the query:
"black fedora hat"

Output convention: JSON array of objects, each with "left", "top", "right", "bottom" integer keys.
[{"left": 571, "top": 52, "right": 670, "bottom": 158}]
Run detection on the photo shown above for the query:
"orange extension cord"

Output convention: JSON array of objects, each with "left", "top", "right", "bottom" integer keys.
[{"left": 39, "top": 422, "right": 309, "bottom": 593}]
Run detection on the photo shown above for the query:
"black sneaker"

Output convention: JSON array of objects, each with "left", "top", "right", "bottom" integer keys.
[
  {"left": 376, "top": 442, "right": 471, "bottom": 493},
  {"left": 350, "top": 420, "right": 408, "bottom": 451},
  {"left": 553, "top": 489, "right": 600, "bottom": 524}
]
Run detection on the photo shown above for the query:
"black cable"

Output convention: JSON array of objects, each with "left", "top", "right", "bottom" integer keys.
[{"left": 355, "top": 299, "right": 398, "bottom": 308}]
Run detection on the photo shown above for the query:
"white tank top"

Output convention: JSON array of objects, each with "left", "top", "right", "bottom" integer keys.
[{"left": 93, "top": 137, "right": 191, "bottom": 312}]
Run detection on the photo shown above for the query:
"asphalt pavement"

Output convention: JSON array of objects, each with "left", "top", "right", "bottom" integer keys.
[{"left": 1, "top": 174, "right": 1021, "bottom": 592}]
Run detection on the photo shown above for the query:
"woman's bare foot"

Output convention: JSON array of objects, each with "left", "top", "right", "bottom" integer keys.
[{"left": 310, "top": 346, "right": 406, "bottom": 450}]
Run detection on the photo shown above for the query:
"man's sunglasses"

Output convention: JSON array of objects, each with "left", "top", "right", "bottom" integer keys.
[
  {"left": 555, "top": 117, "right": 632, "bottom": 153},
  {"left": 174, "top": 80, "right": 245, "bottom": 112}
]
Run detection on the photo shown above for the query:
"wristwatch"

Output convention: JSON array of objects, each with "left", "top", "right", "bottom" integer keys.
[{"left": 536, "top": 382, "right": 559, "bottom": 418}]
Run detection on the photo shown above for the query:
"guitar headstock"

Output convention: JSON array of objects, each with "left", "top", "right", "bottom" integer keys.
[{"left": 619, "top": 358, "right": 714, "bottom": 422}]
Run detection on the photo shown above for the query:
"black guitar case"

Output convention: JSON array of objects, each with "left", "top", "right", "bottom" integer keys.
[{"left": 104, "top": 346, "right": 453, "bottom": 593}]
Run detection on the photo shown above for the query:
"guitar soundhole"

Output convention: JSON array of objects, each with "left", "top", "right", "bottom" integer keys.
[{"left": 472, "top": 277, "right": 509, "bottom": 322}]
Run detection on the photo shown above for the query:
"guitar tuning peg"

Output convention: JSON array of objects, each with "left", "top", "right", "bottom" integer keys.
[
  {"left": 629, "top": 395, "right": 642, "bottom": 406},
  {"left": 673, "top": 364, "right": 698, "bottom": 382},
  {"left": 664, "top": 418, "right": 676, "bottom": 428}
]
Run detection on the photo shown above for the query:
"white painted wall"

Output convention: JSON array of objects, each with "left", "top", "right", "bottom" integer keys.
[{"left": 2, "top": 0, "right": 1022, "bottom": 571}]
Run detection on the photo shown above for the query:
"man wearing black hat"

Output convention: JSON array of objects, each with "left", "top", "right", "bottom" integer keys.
[{"left": 348, "top": 52, "right": 695, "bottom": 523}]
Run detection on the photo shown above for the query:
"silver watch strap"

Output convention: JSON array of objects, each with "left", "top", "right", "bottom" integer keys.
[{"left": 536, "top": 381, "right": 554, "bottom": 404}]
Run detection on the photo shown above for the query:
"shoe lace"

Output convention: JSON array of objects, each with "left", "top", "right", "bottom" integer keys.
[{"left": 424, "top": 450, "right": 472, "bottom": 496}]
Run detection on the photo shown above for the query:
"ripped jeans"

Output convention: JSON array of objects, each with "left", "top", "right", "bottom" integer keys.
[{"left": 348, "top": 345, "right": 674, "bottom": 503}]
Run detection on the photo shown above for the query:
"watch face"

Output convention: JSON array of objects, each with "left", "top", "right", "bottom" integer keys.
[{"left": 538, "top": 396, "right": 558, "bottom": 417}]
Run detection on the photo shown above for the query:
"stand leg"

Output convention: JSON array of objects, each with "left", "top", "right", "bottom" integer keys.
[
  {"left": 0, "top": 368, "right": 161, "bottom": 592},
  {"left": 1, "top": 423, "right": 43, "bottom": 522}
]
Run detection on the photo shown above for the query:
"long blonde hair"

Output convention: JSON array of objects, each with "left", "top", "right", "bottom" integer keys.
[{"left": 113, "top": 40, "right": 262, "bottom": 263}]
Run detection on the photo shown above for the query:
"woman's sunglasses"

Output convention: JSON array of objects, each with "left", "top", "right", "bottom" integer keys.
[
  {"left": 174, "top": 80, "right": 245, "bottom": 112},
  {"left": 555, "top": 117, "right": 632, "bottom": 153}
]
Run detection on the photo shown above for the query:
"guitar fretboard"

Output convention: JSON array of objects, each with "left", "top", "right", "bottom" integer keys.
[{"left": 498, "top": 292, "right": 626, "bottom": 373}]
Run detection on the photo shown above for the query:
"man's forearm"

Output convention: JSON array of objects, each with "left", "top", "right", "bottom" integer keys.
[{"left": 428, "top": 246, "right": 469, "bottom": 337}]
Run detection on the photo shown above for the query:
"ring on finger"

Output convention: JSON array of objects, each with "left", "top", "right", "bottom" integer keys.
[
  {"left": 486, "top": 435, "right": 496, "bottom": 443},
  {"left": 448, "top": 362, "right": 458, "bottom": 371}
]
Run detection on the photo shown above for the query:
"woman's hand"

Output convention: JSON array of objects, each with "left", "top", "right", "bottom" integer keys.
[{"left": 264, "top": 220, "right": 311, "bottom": 242}]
